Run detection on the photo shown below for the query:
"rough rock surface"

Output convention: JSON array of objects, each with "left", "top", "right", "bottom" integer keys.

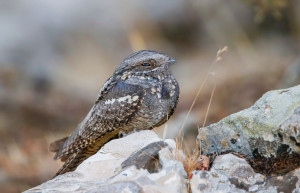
[
  {"left": 190, "top": 154, "right": 300, "bottom": 193},
  {"left": 25, "top": 130, "right": 187, "bottom": 193},
  {"left": 198, "top": 84, "right": 300, "bottom": 158}
]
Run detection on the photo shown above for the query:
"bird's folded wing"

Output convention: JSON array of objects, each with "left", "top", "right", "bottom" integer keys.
[{"left": 54, "top": 81, "right": 145, "bottom": 160}]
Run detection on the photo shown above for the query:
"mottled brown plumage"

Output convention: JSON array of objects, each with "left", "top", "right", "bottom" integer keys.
[{"left": 50, "top": 50, "right": 180, "bottom": 177}]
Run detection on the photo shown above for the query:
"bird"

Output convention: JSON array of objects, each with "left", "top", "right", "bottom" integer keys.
[{"left": 49, "top": 50, "right": 180, "bottom": 177}]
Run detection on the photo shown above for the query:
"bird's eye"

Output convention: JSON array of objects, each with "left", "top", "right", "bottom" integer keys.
[{"left": 141, "top": 63, "right": 151, "bottom": 67}]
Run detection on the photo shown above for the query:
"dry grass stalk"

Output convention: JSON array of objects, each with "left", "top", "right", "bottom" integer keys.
[{"left": 176, "top": 46, "right": 228, "bottom": 176}]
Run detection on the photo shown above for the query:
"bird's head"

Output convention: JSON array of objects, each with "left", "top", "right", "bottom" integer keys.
[{"left": 114, "top": 50, "right": 176, "bottom": 78}]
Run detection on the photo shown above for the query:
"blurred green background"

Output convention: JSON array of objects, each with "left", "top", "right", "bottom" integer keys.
[{"left": 0, "top": 0, "right": 300, "bottom": 192}]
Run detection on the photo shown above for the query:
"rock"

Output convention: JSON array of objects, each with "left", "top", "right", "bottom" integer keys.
[
  {"left": 75, "top": 130, "right": 162, "bottom": 181},
  {"left": 25, "top": 130, "right": 187, "bottom": 193},
  {"left": 198, "top": 122, "right": 252, "bottom": 158},
  {"left": 190, "top": 154, "right": 265, "bottom": 193},
  {"left": 190, "top": 154, "right": 300, "bottom": 193},
  {"left": 190, "top": 170, "right": 246, "bottom": 193},
  {"left": 193, "top": 85, "right": 300, "bottom": 192},
  {"left": 87, "top": 181, "right": 143, "bottom": 193},
  {"left": 210, "top": 154, "right": 265, "bottom": 188},
  {"left": 262, "top": 169, "right": 300, "bottom": 193},
  {"left": 198, "top": 84, "right": 300, "bottom": 160},
  {"left": 121, "top": 141, "right": 168, "bottom": 173}
]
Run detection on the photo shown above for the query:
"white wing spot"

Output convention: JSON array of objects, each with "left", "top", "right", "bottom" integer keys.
[
  {"left": 117, "top": 95, "right": 132, "bottom": 103},
  {"left": 105, "top": 95, "right": 138, "bottom": 105},
  {"left": 169, "top": 90, "right": 175, "bottom": 97},
  {"left": 132, "top": 95, "right": 139, "bottom": 101},
  {"left": 105, "top": 98, "right": 116, "bottom": 105}
]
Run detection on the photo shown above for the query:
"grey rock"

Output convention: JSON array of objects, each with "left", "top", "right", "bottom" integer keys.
[
  {"left": 190, "top": 154, "right": 300, "bottom": 193},
  {"left": 198, "top": 84, "right": 300, "bottom": 158},
  {"left": 264, "top": 173, "right": 298, "bottom": 193},
  {"left": 159, "top": 139, "right": 187, "bottom": 177},
  {"left": 190, "top": 154, "right": 265, "bottom": 193},
  {"left": 190, "top": 170, "right": 246, "bottom": 193},
  {"left": 192, "top": 85, "right": 300, "bottom": 192},
  {"left": 198, "top": 121, "right": 252, "bottom": 157},
  {"left": 210, "top": 154, "right": 265, "bottom": 189},
  {"left": 87, "top": 181, "right": 143, "bottom": 193},
  {"left": 121, "top": 141, "right": 168, "bottom": 173},
  {"left": 278, "top": 106, "right": 300, "bottom": 149},
  {"left": 27, "top": 180, "right": 143, "bottom": 193},
  {"left": 257, "top": 168, "right": 300, "bottom": 193}
]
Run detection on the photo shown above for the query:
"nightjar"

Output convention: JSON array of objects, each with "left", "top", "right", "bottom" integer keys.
[{"left": 50, "top": 50, "right": 180, "bottom": 177}]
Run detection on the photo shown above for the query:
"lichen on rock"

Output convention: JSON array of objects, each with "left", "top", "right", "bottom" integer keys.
[{"left": 198, "top": 84, "right": 300, "bottom": 160}]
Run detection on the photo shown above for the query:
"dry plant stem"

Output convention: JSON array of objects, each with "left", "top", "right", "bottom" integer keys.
[
  {"left": 177, "top": 68, "right": 211, "bottom": 136},
  {"left": 202, "top": 81, "right": 217, "bottom": 128},
  {"left": 181, "top": 138, "right": 192, "bottom": 154},
  {"left": 176, "top": 46, "right": 228, "bottom": 149},
  {"left": 176, "top": 47, "right": 228, "bottom": 176},
  {"left": 141, "top": 151, "right": 159, "bottom": 162},
  {"left": 153, "top": 142, "right": 165, "bottom": 151},
  {"left": 176, "top": 69, "right": 211, "bottom": 151},
  {"left": 129, "top": 30, "right": 147, "bottom": 51}
]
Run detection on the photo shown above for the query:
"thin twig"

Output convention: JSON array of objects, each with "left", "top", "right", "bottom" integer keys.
[
  {"left": 202, "top": 81, "right": 217, "bottom": 128},
  {"left": 176, "top": 46, "right": 228, "bottom": 147},
  {"left": 141, "top": 151, "right": 159, "bottom": 161}
]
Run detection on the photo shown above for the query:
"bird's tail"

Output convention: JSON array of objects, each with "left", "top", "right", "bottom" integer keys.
[
  {"left": 49, "top": 137, "right": 69, "bottom": 160},
  {"left": 52, "top": 130, "right": 120, "bottom": 178},
  {"left": 53, "top": 139, "right": 109, "bottom": 177},
  {"left": 53, "top": 150, "right": 90, "bottom": 177}
]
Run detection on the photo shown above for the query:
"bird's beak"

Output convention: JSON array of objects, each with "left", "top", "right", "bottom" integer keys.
[{"left": 167, "top": 58, "right": 176, "bottom": 65}]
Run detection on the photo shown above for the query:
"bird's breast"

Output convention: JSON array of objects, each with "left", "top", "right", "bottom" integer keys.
[{"left": 120, "top": 74, "right": 179, "bottom": 132}]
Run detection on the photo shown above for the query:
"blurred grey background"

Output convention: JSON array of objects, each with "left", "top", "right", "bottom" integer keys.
[{"left": 0, "top": 0, "right": 299, "bottom": 192}]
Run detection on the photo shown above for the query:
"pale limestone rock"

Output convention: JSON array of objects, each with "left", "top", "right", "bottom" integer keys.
[{"left": 25, "top": 130, "right": 187, "bottom": 193}]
